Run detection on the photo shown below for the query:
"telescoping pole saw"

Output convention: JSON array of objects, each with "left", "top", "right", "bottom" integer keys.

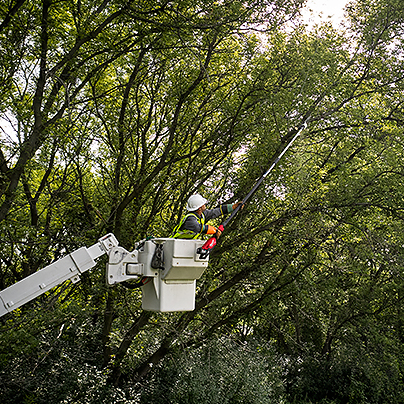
[{"left": 197, "top": 119, "right": 309, "bottom": 259}]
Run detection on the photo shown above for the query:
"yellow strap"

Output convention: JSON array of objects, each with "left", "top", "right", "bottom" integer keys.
[{"left": 172, "top": 213, "right": 206, "bottom": 238}]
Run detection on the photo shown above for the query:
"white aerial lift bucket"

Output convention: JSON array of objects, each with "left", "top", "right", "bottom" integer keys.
[
  {"left": 106, "top": 237, "right": 209, "bottom": 312},
  {"left": 140, "top": 238, "right": 208, "bottom": 312}
]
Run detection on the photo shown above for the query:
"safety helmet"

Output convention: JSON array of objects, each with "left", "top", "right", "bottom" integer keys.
[{"left": 186, "top": 194, "right": 208, "bottom": 211}]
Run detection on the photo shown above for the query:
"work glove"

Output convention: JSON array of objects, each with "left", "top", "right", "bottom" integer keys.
[
  {"left": 215, "top": 224, "right": 224, "bottom": 239},
  {"left": 232, "top": 201, "right": 244, "bottom": 210}
]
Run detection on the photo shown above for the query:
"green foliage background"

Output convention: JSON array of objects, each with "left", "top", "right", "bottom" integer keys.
[{"left": 1, "top": 0, "right": 404, "bottom": 402}]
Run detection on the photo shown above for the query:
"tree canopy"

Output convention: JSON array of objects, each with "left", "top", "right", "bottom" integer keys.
[{"left": 1, "top": 0, "right": 404, "bottom": 403}]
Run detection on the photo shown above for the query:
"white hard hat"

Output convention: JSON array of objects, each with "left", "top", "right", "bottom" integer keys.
[{"left": 186, "top": 194, "right": 208, "bottom": 211}]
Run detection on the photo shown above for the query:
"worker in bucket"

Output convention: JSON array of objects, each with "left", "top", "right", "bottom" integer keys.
[{"left": 171, "top": 194, "right": 243, "bottom": 239}]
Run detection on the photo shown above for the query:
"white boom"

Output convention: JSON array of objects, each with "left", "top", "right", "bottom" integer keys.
[{"left": 0, "top": 235, "right": 209, "bottom": 317}]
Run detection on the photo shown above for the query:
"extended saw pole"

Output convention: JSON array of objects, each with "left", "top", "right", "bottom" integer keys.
[{"left": 197, "top": 119, "right": 309, "bottom": 259}]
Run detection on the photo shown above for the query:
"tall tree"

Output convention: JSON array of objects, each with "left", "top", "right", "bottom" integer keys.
[{"left": 2, "top": 0, "right": 404, "bottom": 402}]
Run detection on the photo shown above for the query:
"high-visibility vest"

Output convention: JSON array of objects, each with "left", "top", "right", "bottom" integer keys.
[{"left": 171, "top": 212, "right": 205, "bottom": 239}]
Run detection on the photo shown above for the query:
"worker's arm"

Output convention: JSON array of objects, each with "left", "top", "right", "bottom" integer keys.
[
  {"left": 183, "top": 203, "right": 244, "bottom": 237},
  {"left": 204, "top": 204, "right": 234, "bottom": 221},
  {"left": 182, "top": 216, "right": 217, "bottom": 235}
]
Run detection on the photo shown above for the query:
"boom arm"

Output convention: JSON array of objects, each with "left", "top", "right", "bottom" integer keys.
[
  {"left": 0, "top": 235, "right": 209, "bottom": 316},
  {"left": 0, "top": 234, "right": 119, "bottom": 317}
]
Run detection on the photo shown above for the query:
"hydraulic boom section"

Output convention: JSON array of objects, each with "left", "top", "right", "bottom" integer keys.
[{"left": 0, "top": 234, "right": 118, "bottom": 318}]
